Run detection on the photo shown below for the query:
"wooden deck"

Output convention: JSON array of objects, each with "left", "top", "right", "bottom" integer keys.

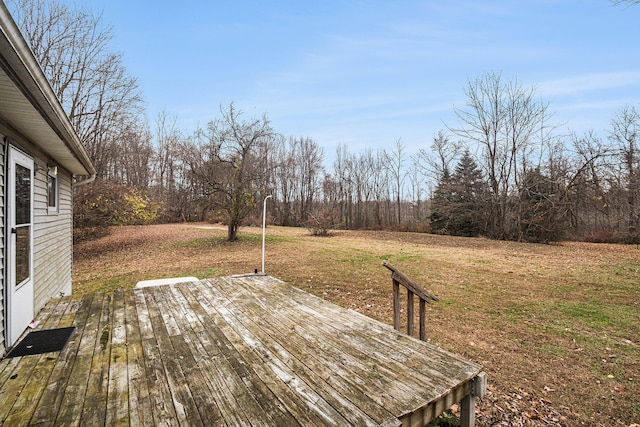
[{"left": 0, "top": 275, "right": 485, "bottom": 426}]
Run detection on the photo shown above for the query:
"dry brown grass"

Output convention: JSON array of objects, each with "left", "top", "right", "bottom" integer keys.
[{"left": 73, "top": 223, "right": 640, "bottom": 426}]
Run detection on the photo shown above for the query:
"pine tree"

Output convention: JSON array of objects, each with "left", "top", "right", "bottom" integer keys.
[{"left": 430, "top": 150, "right": 487, "bottom": 236}]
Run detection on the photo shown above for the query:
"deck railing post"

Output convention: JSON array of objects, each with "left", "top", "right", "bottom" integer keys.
[
  {"left": 383, "top": 262, "right": 438, "bottom": 341},
  {"left": 392, "top": 279, "right": 401, "bottom": 331},
  {"left": 460, "top": 372, "right": 487, "bottom": 427},
  {"left": 419, "top": 298, "right": 426, "bottom": 341},
  {"left": 406, "top": 290, "right": 414, "bottom": 336}
]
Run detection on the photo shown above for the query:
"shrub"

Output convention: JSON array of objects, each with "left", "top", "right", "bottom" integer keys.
[
  {"left": 74, "top": 180, "right": 159, "bottom": 229},
  {"left": 306, "top": 207, "right": 337, "bottom": 236}
]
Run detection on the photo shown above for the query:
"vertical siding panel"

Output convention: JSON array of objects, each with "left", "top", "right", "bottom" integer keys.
[
  {"left": 0, "top": 135, "right": 5, "bottom": 354},
  {"left": 33, "top": 160, "right": 73, "bottom": 315}
]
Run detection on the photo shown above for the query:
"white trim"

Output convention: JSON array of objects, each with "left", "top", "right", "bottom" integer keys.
[
  {"left": 47, "top": 166, "right": 59, "bottom": 214},
  {"left": 6, "top": 145, "right": 34, "bottom": 347},
  {"left": 135, "top": 277, "right": 199, "bottom": 288}
]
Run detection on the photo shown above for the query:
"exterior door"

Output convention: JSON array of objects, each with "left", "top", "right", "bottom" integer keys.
[{"left": 7, "top": 146, "right": 34, "bottom": 347}]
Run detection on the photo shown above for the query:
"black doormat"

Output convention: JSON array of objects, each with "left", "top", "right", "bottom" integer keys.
[{"left": 6, "top": 326, "right": 75, "bottom": 358}]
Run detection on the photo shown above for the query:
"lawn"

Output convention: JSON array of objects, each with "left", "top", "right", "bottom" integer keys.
[{"left": 73, "top": 223, "right": 640, "bottom": 426}]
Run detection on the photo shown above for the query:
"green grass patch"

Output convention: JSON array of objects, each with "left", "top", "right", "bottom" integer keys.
[
  {"left": 393, "top": 254, "right": 420, "bottom": 263},
  {"left": 368, "top": 253, "right": 420, "bottom": 263},
  {"left": 557, "top": 301, "right": 613, "bottom": 327},
  {"left": 74, "top": 272, "right": 142, "bottom": 294},
  {"left": 338, "top": 249, "right": 378, "bottom": 264},
  {"left": 234, "top": 231, "right": 291, "bottom": 243},
  {"left": 174, "top": 233, "right": 289, "bottom": 249},
  {"left": 471, "top": 259, "right": 494, "bottom": 265},
  {"left": 554, "top": 301, "right": 636, "bottom": 330},
  {"left": 540, "top": 343, "right": 570, "bottom": 357},
  {"left": 503, "top": 305, "right": 529, "bottom": 318},
  {"left": 339, "top": 251, "right": 419, "bottom": 265},
  {"left": 601, "top": 260, "right": 640, "bottom": 279},
  {"left": 188, "top": 267, "right": 225, "bottom": 278}
]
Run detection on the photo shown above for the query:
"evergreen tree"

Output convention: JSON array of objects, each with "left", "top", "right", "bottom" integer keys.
[
  {"left": 430, "top": 150, "right": 487, "bottom": 236},
  {"left": 429, "top": 167, "right": 452, "bottom": 234}
]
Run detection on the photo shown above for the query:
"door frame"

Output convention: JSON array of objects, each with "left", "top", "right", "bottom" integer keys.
[{"left": 6, "top": 145, "right": 34, "bottom": 347}]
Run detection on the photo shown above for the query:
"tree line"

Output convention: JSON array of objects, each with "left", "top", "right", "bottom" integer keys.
[{"left": 8, "top": 0, "right": 639, "bottom": 243}]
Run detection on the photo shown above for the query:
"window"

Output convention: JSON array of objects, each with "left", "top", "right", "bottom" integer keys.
[{"left": 47, "top": 166, "right": 58, "bottom": 213}]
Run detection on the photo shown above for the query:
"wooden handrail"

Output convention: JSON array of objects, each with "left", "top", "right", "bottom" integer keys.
[{"left": 383, "top": 262, "right": 438, "bottom": 341}]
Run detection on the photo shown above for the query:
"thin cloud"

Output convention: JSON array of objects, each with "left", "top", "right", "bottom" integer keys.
[{"left": 538, "top": 71, "right": 640, "bottom": 97}]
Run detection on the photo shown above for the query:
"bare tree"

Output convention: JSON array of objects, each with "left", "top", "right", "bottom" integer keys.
[
  {"left": 7, "top": 0, "right": 143, "bottom": 178},
  {"left": 154, "top": 111, "right": 180, "bottom": 197},
  {"left": 292, "top": 137, "right": 325, "bottom": 224},
  {"left": 333, "top": 144, "right": 354, "bottom": 228},
  {"left": 353, "top": 149, "right": 375, "bottom": 228},
  {"left": 414, "top": 130, "right": 461, "bottom": 184},
  {"left": 185, "top": 104, "right": 275, "bottom": 241},
  {"left": 611, "top": 0, "right": 640, "bottom": 6},
  {"left": 118, "top": 123, "right": 153, "bottom": 189},
  {"left": 609, "top": 106, "right": 640, "bottom": 240},
  {"left": 384, "top": 139, "right": 407, "bottom": 226},
  {"left": 450, "top": 71, "right": 555, "bottom": 240},
  {"left": 370, "top": 149, "right": 390, "bottom": 228},
  {"left": 567, "top": 131, "right": 611, "bottom": 237},
  {"left": 272, "top": 136, "right": 295, "bottom": 225}
]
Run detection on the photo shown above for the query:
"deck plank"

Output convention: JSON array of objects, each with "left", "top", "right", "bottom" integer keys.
[
  {"left": 177, "top": 281, "right": 298, "bottom": 426},
  {"left": 0, "top": 353, "right": 40, "bottom": 423},
  {"left": 134, "top": 289, "right": 180, "bottom": 427},
  {"left": 78, "top": 293, "right": 112, "bottom": 426},
  {"left": 106, "top": 289, "right": 130, "bottom": 427},
  {"left": 152, "top": 285, "right": 226, "bottom": 426},
  {"left": 213, "top": 277, "right": 401, "bottom": 425},
  {"left": 222, "top": 276, "right": 480, "bottom": 422},
  {"left": 231, "top": 278, "right": 455, "bottom": 384},
  {"left": 195, "top": 279, "right": 367, "bottom": 426},
  {"left": 29, "top": 292, "right": 95, "bottom": 426},
  {"left": 1, "top": 296, "right": 82, "bottom": 426},
  {"left": 184, "top": 280, "right": 326, "bottom": 426},
  {"left": 262, "top": 276, "right": 479, "bottom": 379},
  {"left": 123, "top": 289, "right": 154, "bottom": 427},
  {"left": 144, "top": 286, "right": 204, "bottom": 427}
]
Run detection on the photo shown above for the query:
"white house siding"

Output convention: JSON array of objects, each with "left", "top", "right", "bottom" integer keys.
[
  {"left": 33, "top": 157, "right": 73, "bottom": 314},
  {"left": 0, "top": 135, "right": 5, "bottom": 354}
]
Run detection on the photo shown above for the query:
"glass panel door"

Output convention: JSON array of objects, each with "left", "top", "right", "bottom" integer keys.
[
  {"left": 7, "top": 146, "right": 34, "bottom": 346},
  {"left": 14, "top": 163, "right": 31, "bottom": 288}
]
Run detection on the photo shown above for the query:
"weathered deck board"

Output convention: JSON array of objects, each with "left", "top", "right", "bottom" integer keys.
[
  {"left": 29, "top": 292, "right": 94, "bottom": 426},
  {"left": 226, "top": 276, "right": 468, "bottom": 399},
  {"left": 213, "top": 276, "right": 403, "bottom": 423},
  {"left": 1, "top": 296, "right": 80, "bottom": 426},
  {"left": 0, "top": 275, "right": 485, "bottom": 426},
  {"left": 123, "top": 288, "right": 154, "bottom": 427}
]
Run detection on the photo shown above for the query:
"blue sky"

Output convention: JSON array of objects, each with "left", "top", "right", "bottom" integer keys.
[{"left": 81, "top": 0, "right": 640, "bottom": 161}]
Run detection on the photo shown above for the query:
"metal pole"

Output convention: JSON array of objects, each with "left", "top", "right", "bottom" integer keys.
[{"left": 261, "top": 195, "right": 272, "bottom": 274}]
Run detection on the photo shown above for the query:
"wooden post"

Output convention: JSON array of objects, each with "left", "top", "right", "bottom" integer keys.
[
  {"left": 460, "top": 372, "right": 487, "bottom": 427},
  {"left": 383, "top": 262, "right": 438, "bottom": 341},
  {"left": 407, "top": 290, "right": 414, "bottom": 336},
  {"left": 392, "top": 279, "right": 400, "bottom": 332},
  {"left": 419, "top": 298, "right": 426, "bottom": 341},
  {"left": 460, "top": 394, "right": 476, "bottom": 427}
]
